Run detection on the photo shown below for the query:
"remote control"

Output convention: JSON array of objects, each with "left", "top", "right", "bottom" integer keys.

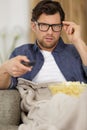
[{"left": 21, "top": 61, "right": 36, "bottom": 67}]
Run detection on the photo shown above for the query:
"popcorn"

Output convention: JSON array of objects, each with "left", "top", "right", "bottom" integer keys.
[{"left": 48, "top": 82, "right": 87, "bottom": 97}]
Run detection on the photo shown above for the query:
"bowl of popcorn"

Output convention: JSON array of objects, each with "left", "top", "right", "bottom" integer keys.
[{"left": 48, "top": 81, "right": 87, "bottom": 97}]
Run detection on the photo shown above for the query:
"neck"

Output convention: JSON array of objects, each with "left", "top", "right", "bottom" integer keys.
[{"left": 37, "top": 41, "right": 57, "bottom": 52}]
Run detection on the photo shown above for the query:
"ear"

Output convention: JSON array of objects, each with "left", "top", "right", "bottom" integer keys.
[{"left": 31, "top": 22, "right": 36, "bottom": 32}]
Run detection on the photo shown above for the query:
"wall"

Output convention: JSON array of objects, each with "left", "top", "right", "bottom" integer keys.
[{"left": 0, "top": 0, "right": 30, "bottom": 64}]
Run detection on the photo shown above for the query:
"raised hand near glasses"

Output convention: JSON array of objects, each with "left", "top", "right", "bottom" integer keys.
[
  {"left": 63, "top": 21, "right": 87, "bottom": 66},
  {"left": 63, "top": 21, "right": 81, "bottom": 44}
]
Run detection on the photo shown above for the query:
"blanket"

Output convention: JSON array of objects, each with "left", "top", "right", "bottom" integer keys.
[{"left": 16, "top": 78, "right": 87, "bottom": 130}]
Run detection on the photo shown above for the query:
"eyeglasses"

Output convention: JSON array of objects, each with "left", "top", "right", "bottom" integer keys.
[{"left": 35, "top": 21, "right": 63, "bottom": 32}]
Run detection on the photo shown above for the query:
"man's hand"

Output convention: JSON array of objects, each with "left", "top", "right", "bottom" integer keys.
[
  {"left": 62, "top": 21, "right": 81, "bottom": 44},
  {"left": 2, "top": 55, "right": 33, "bottom": 77}
]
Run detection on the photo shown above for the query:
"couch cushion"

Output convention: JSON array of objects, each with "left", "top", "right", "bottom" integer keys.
[
  {"left": 0, "top": 90, "right": 21, "bottom": 125},
  {"left": 0, "top": 125, "right": 18, "bottom": 130}
]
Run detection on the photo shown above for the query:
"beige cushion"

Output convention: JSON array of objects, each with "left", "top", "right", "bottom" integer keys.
[
  {"left": 0, "top": 125, "right": 18, "bottom": 130},
  {"left": 0, "top": 90, "right": 21, "bottom": 125}
]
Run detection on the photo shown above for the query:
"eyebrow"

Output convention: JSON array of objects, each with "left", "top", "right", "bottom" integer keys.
[{"left": 36, "top": 21, "right": 62, "bottom": 25}]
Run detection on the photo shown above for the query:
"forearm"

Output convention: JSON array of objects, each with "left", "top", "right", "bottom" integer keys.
[
  {"left": 73, "top": 39, "right": 87, "bottom": 66},
  {"left": 0, "top": 65, "right": 11, "bottom": 89}
]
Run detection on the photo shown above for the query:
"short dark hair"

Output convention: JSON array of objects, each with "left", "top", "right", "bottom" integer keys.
[{"left": 31, "top": 0, "right": 65, "bottom": 22}]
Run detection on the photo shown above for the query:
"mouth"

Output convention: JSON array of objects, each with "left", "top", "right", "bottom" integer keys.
[{"left": 45, "top": 37, "right": 53, "bottom": 42}]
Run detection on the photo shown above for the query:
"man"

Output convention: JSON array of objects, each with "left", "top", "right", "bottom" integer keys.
[{"left": 0, "top": 0, "right": 87, "bottom": 89}]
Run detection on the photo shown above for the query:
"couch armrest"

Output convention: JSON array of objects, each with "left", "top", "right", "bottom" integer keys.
[{"left": 0, "top": 90, "right": 21, "bottom": 125}]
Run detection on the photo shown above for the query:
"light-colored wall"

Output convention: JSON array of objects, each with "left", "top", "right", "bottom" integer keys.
[{"left": 0, "top": 0, "right": 30, "bottom": 64}]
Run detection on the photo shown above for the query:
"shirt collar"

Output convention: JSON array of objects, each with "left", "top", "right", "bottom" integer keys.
[
  {"left": 53, "top": 37, "right": 66, "bottom": 53},
  {"left": 33, "top": 40, "right": 39, "bottom": 52}
]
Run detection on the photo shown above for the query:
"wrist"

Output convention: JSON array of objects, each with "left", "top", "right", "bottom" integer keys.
[
  {"left": 0, "top": 63, "right": 10, "bottom": 75},
  {"left": 73, "top": 38, "right": 85, "bottom": 48}
]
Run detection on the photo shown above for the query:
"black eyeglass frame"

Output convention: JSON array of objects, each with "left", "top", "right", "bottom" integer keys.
[{"left": 35, "top": 21, "right": 63, "bottom": 32}]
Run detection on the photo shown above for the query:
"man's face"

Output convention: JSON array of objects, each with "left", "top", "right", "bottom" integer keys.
[{"left": 31, "top": 13, "right": 62, "bottom": 51}]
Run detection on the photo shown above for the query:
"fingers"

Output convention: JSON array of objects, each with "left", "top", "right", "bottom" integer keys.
[
  {"left": 10, "top": 67, "right": 32, "bottom": 77},
  {"left": 16, "top": 55, "right": 30, "bottom": 63},
  {"left": 62, "top": 21, "right": 77, "bottom": 34},
  {"left": 62, "top": 21, "right": 76, "bottom": 26},
  {"left": 10, "top": 63, "right": 32, "bottom": 77},
  {"left": 62, "top": 21, "right": 81, "bottom": 43},
  {"left": 5, "top": 55, "right": 33, "bottom": 77}
]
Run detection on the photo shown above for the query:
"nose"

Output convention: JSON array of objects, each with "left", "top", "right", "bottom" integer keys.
[{"left": 47, "top": 26, "right": 53, "bottom": 34}]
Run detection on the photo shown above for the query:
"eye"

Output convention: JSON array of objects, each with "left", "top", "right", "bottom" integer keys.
[
  {"left": 40, "top": 23, "right": 48, "bottom": 28},
  {"left": 53, "top": 24, "right": 61, "bottom": 28},
  {"left": 52, "top": 24, "right": 63, "bottom": 32},
  {"left": 39, "top": 23, "right": 49, "bottom": 31}
]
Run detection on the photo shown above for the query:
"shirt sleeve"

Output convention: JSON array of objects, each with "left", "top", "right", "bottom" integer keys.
[
  {"left": 8, "top": 77, "right": 18, "bottom": 89},
  {"left": 8, "top": 79, "right": 14, "bottom": 89},
  {"left": 82, "top": 64, "right": 87, "bottom": 76}
]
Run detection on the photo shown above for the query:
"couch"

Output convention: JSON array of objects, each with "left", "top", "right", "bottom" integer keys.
[{"left": 0, "top": 89, "right": 21, "bottom": 130}]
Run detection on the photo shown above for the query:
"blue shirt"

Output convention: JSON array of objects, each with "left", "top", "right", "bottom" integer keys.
[{"left": 10, "top": 38, "right": 87, "bottom": 88}]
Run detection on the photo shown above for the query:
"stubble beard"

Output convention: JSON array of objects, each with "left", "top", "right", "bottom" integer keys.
[{"left": 37, "top": 39, "right": 58, "bottom": 50}]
